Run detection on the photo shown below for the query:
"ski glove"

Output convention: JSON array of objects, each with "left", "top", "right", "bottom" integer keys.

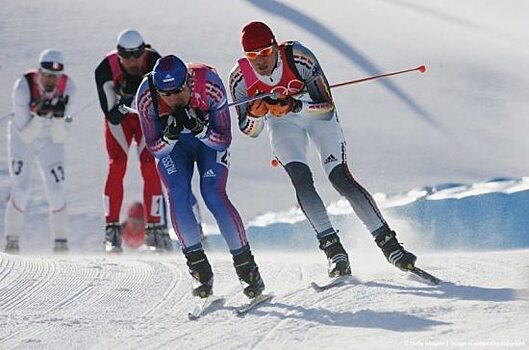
[
  {"left": 35, "top": 98, "right": 54, "bottom": 117},
  {"left": 248, "top": 99, "right": 269, "bottom": 118},
  {"left": 263, "top": 95, "right": 301, "bottom": 117},
  {"left": 107, "top": 104, "right": 128, "bottom": 125},
  {"left": 175, "top": 107, "right": 209, "bottom": 139},
  {"left": 50, "top": 96, "right": 68, "bottom": 118},
  {"left": 160, "top": 114, "right": 183, "bottom": 144}
]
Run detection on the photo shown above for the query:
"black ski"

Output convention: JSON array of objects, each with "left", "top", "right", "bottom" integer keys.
[
  {"left": 310, "top": 275, "right": 358, "bottom": 292},
  {"left": 409, "top": 267, "right": 442, "bottom": 285}
]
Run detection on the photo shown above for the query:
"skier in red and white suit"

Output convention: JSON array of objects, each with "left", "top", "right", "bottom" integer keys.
[
  {"left": 4, "top": 49, "right": 75, "bottom": 253},
  {"left": 95, "top": 29, "right": 166, "bottom": 253},
  {"left": 229, "top": 21, "right": 418, "bottom": 277}
]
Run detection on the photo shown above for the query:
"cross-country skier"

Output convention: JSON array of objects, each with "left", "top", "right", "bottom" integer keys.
[
  {"left": 229, "top": 21, "right": 417, "bottom": 277},
  {"left": 136, "top": 55, "right": 265, "bottom": 299},
  {"left": 95, "top": 29, "right": 170, "bottom": 253},
  {"left": 3, "top": 49, "right": 75, "bottom": 253}
]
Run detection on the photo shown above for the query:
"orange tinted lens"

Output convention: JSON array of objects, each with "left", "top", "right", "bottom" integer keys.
[{"left": 245, "top": 52, "right": 260, "bottom": 60}]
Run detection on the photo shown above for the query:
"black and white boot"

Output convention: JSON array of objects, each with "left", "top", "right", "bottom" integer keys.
[
  {"left": 4, "top": 235, "right": 20, "bottom": 254},
  {"left": 374, "top": 226, "right": 417, "bottom": 271},
  {"left": 233, "top": 249, "right": 265, "bottom": 299},
  {"left": 145, "top": 223, "right": 171, "bottom": 252},
  {"left": 104, "top": 222, "right": 123, "bottom": 253},
  {"left": 185, "top": 249, "right": 214, "bottom": 298},
  {"left": 53, "top": 238, "right": 69, "bottom": 253},
  {"left": 319, "top": 233, "right": 351, "bottom": 278}
]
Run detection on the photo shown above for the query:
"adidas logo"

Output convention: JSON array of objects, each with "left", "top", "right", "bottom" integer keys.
[
  {"left": 163, "top": 74, "right": 175, "bottom": 83},
  {"left": 324, "top": 154, "right": 338, "bottom": 164},
  {"left": 203, "top": 169, "right": 216, "bottom": 178}
]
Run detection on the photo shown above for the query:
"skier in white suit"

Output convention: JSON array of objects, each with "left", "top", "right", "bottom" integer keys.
[{"left": 4, "top": 49, "right": 76, "bottom": 253}]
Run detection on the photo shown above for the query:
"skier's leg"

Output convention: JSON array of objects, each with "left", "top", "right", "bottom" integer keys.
[
  {"left": 4, "top": 124, "right": 32, "bottom": 252},
  {"left": 102, "top": 120, "right": 133, "bottom": 252},
  {"left": 157, "top": 143, "right": 201, "bottom": 252},
  {"left": 136, "top": 121, "right": 163, "bottom": 225},
  {"left": 196, "top": 145, "right": 264, "bottom": 298},
  {"left": 36, "top": 141, "right": 69, "bottom": 251},
  {"left": 268, "top": 117, "right": 349, "bottom": 277},
  {"left": 310, "top": 114, "right": 416, "bottom": 270},
  {"left": 103, "top": 120, "right": 132, "bottom": 224}
]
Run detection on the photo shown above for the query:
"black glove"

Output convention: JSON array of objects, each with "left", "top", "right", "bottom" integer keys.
[
  {"left": 107, "top": 104, "right": 128, "bottom": 125},
  {"left": 50, "top": 96, "right": 68, "bottom": 118},
  {"left": 175, "top": 107, "right": 209, "bottom": 138},
  {"left": 119, "top": 95, "right": 134, "bottom": 107},
  {"left": 160, "top": 114, "right": 183, "bottom": 144},
  {"left": 35, "top": 98, "right": 54, "bottom": 117}
]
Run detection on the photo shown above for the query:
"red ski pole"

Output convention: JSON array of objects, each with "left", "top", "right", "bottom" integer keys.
[{"left": 330, "top": 65, "right": 426, "bottom": 89}]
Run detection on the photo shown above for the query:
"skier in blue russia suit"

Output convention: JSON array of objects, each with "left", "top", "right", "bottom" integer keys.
[{"left": 136, "top": 55, "right": 265, "bottom": 299}]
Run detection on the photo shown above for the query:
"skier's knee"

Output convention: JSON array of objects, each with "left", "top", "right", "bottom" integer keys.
[
  {"left": 284, "top": 162, "right": 315, "bottom": 192},
  {"left": 201, "top": 187, "right": 226, "bottom": 212},
  {"left": 329, "top": 163, "right": 356, "bottom": 195}
]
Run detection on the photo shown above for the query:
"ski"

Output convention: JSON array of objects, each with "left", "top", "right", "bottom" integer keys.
[
  {"left": 310, "top": 275, "right": 357, "bottom": 292},
  {"left": 408, "top": 267, "right": 442, "bottom": 285},
  {"left": 235, "top": 293, "right": 274, "bottom": 316},
  {"left": 187, "top": 295, "right": 225, "bottom": 320}
]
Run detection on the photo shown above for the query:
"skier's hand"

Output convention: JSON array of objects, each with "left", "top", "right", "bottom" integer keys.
[
  {"left": 107, "top": 104, "right": 129, "bottom": 125},
  {"left": 50, "top": 96, "right": 68, "bottom": 118},
  {"left": 248, "top": 99, "right": 269, "bottom": 118},
  {"left": 175, "top": 107, "right": 209, "bottom": 138},
  {"left": 119, "top": 95, "right": 134, "bottom": 107},
  {"left": 35, "top": 98, "right": 54, "bottom": 117},
  {"left": 160, "top": 114, "right": 183, "bottom": 144},
  {"left": 263, "top": 95, "right": 301, "bottom": 117}
]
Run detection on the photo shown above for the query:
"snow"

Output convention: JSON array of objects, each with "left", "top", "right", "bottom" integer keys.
[
  {"left": 1, "top": 0, "right": 529, "bottom": 348},
  {"left": 0, "top": 250, "right": 527, "bottom": 349}
]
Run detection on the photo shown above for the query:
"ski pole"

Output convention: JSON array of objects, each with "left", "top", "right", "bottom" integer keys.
[
  {"left": 122, "top": 65, "right": 427, "bottom": 115},
  {"left": 227, "top": 65, "right": 427, "bottom": 107},
  {"left": 122, "top": 91, "right": 281, "bottom": 114},
  {"left": 329, "top": 65, "right": 426, "bottom": 89}
]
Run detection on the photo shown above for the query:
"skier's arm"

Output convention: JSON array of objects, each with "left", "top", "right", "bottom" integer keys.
[
  {"left": 95, "top": 59, "right": 127, "bottom": 125},
  {"left": 290, "top": 42, "right": 335, "bottom": 119},
  {"left": 228, "top": 65, "right": 265, "bottom": 138},
  {"left": 50, "top": 78, "right": 76, "bottom": 143},
  {"left": 136, "top": 79, "right": 175, "bottom": 158},
  {"left": 12, "top": 77, "right": 43, "bottom": 143}
]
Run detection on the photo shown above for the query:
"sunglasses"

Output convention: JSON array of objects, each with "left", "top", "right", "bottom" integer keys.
[
  {"left": 118, "top": 46, "right": 145, "bottom": 59},
  {"left": 244, "top": 45, "right": 275, "bottom": 60},
  {"left": 157, "top": 84, "right": 187, "bottom": 97}
]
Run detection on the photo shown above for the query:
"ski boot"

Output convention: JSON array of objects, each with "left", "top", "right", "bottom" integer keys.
[
  {"left": 104, "top": 222, "right": 123, "bottom": 253},
  {"left": 233, "top": 249, "right": 265, "bottom": 299},
  {"left": 185, "top": 249, "right": 214, "bottom": 298},
  {"left": 145, "top": 223, "right": 169, "bottom": 252},
  {"left": 160, "top": 226, "right": 174, "bottom": 252},
  {"left": 319, "top": 233, "right": 351, "bottom": 278},
  {"left": 374, "top": 226, "right": 417, "bottom": 271},
  {"left": 53, "top": 238, "right": 69, "bottom": 253},
  {"left": 4, "top": 235, "right": 20, "bottom": 254}
]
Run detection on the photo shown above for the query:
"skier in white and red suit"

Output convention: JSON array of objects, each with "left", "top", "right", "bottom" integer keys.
[
  {"left": 229, "top": 21, "right": 418, "bottom": 277},
  {"left": 4, "top": 49, "right": 75, "bottom": 254}
]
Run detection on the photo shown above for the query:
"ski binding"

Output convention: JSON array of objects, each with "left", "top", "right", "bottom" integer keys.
[
  {"left": 235, "top": 293, "right": 274, "bottom": 316},
  {"left": 187, "top": 294, "right": 225, "bottom": 320}
]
